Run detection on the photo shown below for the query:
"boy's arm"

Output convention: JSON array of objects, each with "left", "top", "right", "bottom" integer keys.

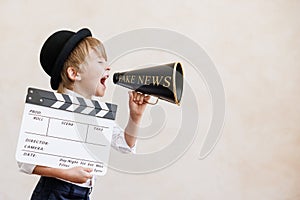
[
  {"left": 124, "top": 91, "right": 150, "bottom": 147},
  {"left": 32, "top": 165, "right": 93, "bottom": 184},
  {"left": 124, "top": 117, "right": 141, "bottom": 148}
]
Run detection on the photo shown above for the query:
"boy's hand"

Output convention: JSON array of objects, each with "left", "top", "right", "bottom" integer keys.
[
  {"left": 33, "top": 165, "right": 93, "bottom": 184},
  {"left": 63, "top": 166, "right": 93, "bottom": 183},
  {"left": 128, "top": 91, "right": 150, "bottom": 123}
]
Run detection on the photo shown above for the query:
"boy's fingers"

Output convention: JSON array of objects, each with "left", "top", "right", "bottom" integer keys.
[
  {"left": 137, "top": 95, "right": 143, "bottom": 104},
  {"left": 85, "top": 173, "right": 93, "bottom": 179},
  {"left": 136, "top": 93, "right": 142, "bottom": 103},
  {"left": 129, "top": 91, "right": 150, "bottom": 104},
  {"left": 128, "top": 91, "right": 134, "bottom": 101},
  {"left": 83, "top": 168, "right": 93, "bottom": 173},
  {"left": 132, "top": 91, "right": 137, "bottom": 101},
  {"left": 144, "top": 95, "right": 151, "bottom": 100},
  {"left": 144, "top": 95, "right": 151, "bottom": 103}
]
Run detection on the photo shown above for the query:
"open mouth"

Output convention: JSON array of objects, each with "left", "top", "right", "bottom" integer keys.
[{"left": 100, "top": 76, "right": 108, "bottom": 87}]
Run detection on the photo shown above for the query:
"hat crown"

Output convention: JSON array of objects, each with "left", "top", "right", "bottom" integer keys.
[{"left": 40, "top": 30, "right": 75, "bottom": 77}]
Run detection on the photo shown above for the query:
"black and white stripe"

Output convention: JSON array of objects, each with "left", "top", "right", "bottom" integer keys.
[{"left": 26, "top": 87, "right": 117, "bottom": 120}]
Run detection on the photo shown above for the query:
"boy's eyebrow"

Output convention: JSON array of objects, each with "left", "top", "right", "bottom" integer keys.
[
  {"left": 97, "top": 55, "right": 107, "bottom": 62},
  {"left": 97, "top": 56, "right": 106, "bottom": 61}
]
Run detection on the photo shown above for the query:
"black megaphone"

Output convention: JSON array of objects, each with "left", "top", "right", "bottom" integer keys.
[{"left": 113, "top": 62, "right": 184, "bottom": 106}]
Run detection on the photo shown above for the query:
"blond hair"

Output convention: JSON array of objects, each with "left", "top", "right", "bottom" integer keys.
[{"left": 57, "top": 36, "right": 107, "bottom": 93}]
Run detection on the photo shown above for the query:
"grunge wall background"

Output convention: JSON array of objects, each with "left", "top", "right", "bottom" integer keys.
[{"left": 0, "top": 0, "right": 299, "bottom": 199}]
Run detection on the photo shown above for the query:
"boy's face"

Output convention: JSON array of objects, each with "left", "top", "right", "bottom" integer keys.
[{"left": 74, "top": 48, "right": 110, "bottom": 98}]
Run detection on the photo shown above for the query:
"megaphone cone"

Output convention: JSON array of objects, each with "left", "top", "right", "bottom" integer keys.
[{"left": 113, "top": 62, "right": 184, "bottom": 105}]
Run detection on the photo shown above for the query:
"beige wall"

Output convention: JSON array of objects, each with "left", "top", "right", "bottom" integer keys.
[{"left": 1, "top": 0, "right": 299, "bottom": 199}]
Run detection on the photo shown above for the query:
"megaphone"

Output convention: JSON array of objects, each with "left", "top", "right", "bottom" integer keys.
[{"left": 113, "top": 62, "right": 184, "bottom": 106}]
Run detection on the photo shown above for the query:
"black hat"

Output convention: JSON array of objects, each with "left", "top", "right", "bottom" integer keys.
[{"left": 40, "top": 28, "right": 92, "bottom": 90}]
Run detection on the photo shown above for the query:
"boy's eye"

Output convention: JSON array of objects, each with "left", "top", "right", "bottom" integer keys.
[{"left": 98, "top": 61, "right": 107, "bottom": 65}]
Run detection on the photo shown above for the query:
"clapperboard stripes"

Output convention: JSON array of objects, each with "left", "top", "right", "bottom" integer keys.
[{"left": 26, "top": 87, "right": 117, "bottom": 120}]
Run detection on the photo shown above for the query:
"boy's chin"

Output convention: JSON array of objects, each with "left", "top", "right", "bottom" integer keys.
[{"left": 95, "top": 90, "right": 105, "bottom": 97}]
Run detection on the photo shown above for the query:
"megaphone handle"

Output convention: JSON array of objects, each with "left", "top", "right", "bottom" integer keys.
[{"left": 145, "top": 96, "right": 159, "bottom": 105}]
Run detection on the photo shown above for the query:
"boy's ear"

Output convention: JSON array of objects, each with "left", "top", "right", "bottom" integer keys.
[{"left": 67, "top": 67, "right": 81, "bottom": 81}]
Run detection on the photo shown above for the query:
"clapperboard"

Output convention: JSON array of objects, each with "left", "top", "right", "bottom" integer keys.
[{"left": 15, "top": 87, "right": 117, "bottom": 176}]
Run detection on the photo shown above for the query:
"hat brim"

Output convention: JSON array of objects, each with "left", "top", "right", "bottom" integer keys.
[{"left": 51, "top": 28, "right": 92, "bottom": 90}]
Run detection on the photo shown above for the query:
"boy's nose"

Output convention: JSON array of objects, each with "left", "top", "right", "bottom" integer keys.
[{"left": 105, "top": 65, "right": 111, "bottom": 71}]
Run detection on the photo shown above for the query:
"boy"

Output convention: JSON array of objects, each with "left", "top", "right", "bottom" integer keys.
[{"left": 18, "top": 28, "right": 149, "bottom": 200}]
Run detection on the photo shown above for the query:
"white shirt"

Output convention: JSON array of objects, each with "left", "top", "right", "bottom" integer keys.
[{"left": 18, "top": 89, "right": 136, "bottom": 187}]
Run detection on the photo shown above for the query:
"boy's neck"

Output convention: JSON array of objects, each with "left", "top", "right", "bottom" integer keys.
[{"left": 63, "top": 88, "right": 86, "bottom": 98}]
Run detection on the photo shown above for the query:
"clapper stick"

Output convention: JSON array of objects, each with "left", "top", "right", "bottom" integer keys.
[{"left": 26, "top": 87, "right": 117, "bottom": 119}]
